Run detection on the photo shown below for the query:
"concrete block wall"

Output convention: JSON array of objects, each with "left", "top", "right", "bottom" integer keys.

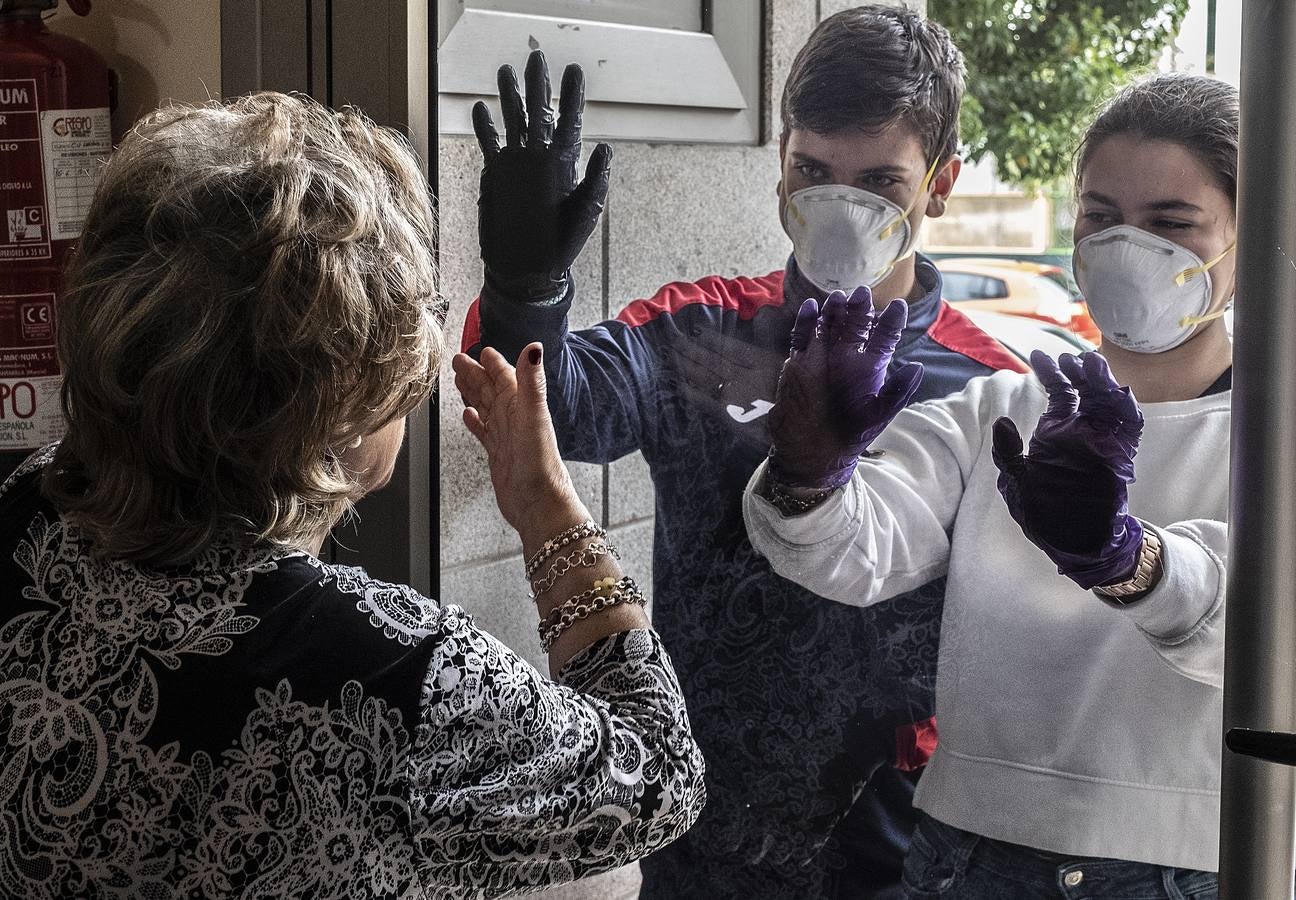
[{"left": 438, "top": 2, "right": 920, "bottom": 896}]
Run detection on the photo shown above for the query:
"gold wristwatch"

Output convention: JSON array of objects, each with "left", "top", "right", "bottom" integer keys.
[{"left": 1093, "top": 526, "right": 1163, "bottom": 602}]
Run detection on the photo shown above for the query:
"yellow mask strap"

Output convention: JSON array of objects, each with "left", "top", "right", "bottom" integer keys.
[
  {"left": 878, "top": 158, "right": 941, "bottom": 241},
  {"left": 1175, "top": 240, "right": 1236, "bottom": 286},
  {"left": 1175, "top": 241, "right": 1236, "bottom": 327},
  {"left": 1179, "top": 307, "right": 1229, "bottom": 329}
]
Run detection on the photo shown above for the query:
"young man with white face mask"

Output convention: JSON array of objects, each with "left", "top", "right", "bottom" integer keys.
[
  {"left": 744, "top": 73, "right": 1236, "bottom": 895},
  {"left": 463, "top": 7, "right": 1024, "bottom": 898}
]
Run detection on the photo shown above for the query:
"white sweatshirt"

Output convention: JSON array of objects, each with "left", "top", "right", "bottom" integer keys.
[{"left": 743, "top": 370, "right": 1229, "bottom": 872}]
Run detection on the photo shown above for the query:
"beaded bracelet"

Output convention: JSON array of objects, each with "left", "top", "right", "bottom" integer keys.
[
  {"left": 529, "top": 538, "right": 621, "bottom": 600},
  {"left": 538, "top": 577, "right": 647, "bottom": 653},
  {"left": 524, "top": 521, "right": 606, "bottom": 581}
]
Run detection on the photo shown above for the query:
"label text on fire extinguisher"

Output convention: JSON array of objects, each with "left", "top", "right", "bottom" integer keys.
[
  {"left": 0, "top": 291, "right": 62, "bottom": 450},
  {"left": 39, "top": 107, "right": 110, "bottom": 240},
  {"left": 0, "top": 78, "right": 49, "bottom": 261}
]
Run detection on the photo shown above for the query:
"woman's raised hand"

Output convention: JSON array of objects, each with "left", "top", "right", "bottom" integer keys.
[
  {"left": 992, "top": 350, "right": 1146, "bottom": 589},
  {"left": 453, "top": 343, "right": 587, "bottom": 544}
]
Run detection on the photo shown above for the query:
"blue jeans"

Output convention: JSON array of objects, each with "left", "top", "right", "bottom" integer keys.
[{"left": 902, "top": 812, "right": 1217, "bottom": 899}]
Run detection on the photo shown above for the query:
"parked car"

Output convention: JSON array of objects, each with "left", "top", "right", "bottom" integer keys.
[
  {"left": 961, "top": 308, "right": 1095, "bottom": 367},
  {"left": 936, "top": 257, "right": 1102, "bottom": 344}
]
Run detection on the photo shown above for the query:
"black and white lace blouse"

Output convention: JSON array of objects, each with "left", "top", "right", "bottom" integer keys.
[{"left": 0, "top": 448, "right": 705, "bottom": 899}]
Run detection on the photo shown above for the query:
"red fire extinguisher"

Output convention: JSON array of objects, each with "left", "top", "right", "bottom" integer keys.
[{"left": 0, "top": 0, "right": 108, "bottom": 479}]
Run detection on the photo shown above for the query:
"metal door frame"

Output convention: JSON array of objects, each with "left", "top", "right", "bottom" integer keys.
[{"left": 220, "top": 0, "right": 437, "bottom": 596}]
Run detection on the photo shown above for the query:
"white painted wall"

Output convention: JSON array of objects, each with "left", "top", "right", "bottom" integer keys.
[{"left": 1164, "top": 0, "right": 1241, "bottom": 86}]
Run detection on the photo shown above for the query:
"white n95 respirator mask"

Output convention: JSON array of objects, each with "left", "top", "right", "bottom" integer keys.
[
  {"left": 781, "top": 161, "right": 937, "bottom": 293},
  {"left": 1074, "top": 224, "right": 1235, "bottom": 354}
]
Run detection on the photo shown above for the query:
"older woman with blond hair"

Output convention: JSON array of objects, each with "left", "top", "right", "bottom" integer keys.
[{"left": 0, "top": 92, "right": 704, "bottom": 899}]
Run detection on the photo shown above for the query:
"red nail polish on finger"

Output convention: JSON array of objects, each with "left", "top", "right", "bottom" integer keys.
[{"left": 529, "top": 347, "right": 542, "bottom": 365}]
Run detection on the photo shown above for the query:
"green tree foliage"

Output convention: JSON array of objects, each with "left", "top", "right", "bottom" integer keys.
[{"left": 930, "top": 0, "right": 1191, "bottom": 188}]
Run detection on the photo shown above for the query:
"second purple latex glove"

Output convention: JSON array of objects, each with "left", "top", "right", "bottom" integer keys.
[
  {"left": 992, "top": 350, "right": 1145, "bottom": 590},
  {"left": 767, "top": 286, "right": 925, "bottom": 489}
]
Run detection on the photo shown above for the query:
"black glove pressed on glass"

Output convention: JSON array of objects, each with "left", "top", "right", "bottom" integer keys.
[{"left": 473, "top": 49, "right": 612, "bottom": 304}]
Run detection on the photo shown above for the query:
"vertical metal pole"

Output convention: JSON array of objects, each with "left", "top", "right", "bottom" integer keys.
[{"left": 1221, "top": 0, "right": 1296, "bottom": 896}]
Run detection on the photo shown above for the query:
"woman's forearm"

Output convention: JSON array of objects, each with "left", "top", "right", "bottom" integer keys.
[{"left": 514, "top": 491, "right": 652, "bottom": 677}]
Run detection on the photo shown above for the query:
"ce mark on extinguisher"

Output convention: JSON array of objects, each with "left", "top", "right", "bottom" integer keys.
[{"left": 18, "top": 300, "right": 53, "bottom": 341}]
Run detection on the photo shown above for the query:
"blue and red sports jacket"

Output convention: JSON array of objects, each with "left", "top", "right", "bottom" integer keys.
[{"left": 464, "top": 257, "right": 1025, "bottom": 899}]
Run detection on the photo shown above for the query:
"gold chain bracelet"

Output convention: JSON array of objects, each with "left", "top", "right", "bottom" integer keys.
[
  {"left": 524, "top": 521, "right": 606, "bottom": 580},
  {"left": 538, "top": 576, "right": 644, "bottom": 652},
  {"left": 529, "top": 539, "right": 621, "bottom": 599}
]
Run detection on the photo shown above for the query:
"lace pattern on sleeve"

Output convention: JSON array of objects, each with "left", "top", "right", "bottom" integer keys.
[{"left": 409, "top": 624, "right": 705, "bottom": 898}]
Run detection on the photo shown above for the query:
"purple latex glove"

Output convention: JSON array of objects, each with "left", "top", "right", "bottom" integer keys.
[
  {"left": 992, "top": 350, "right": 1145, "bottom": 590},
  {"left": 767, "top": 285, "right": 925, "bottom": 489}
]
